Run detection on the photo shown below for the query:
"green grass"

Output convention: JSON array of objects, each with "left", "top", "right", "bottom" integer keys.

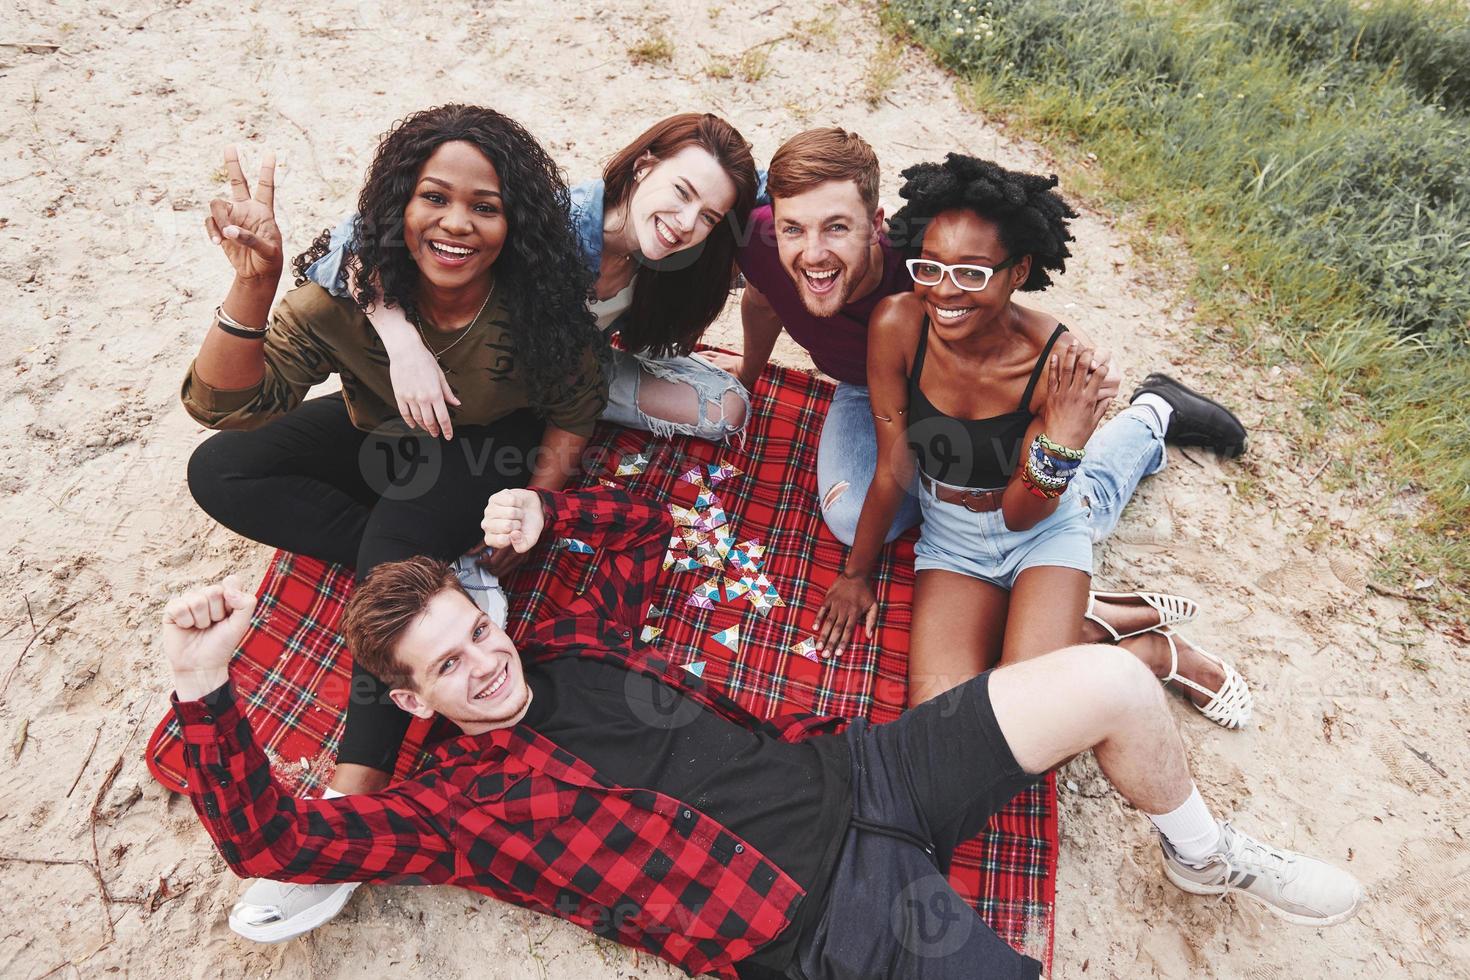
[{"left": 884, "top": 0, "right": 1470, "bottom": 614}]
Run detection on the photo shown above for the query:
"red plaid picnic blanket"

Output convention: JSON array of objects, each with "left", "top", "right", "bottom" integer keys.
[{"left": 147, "top": 362, "right": 1057, "bottom": 969}]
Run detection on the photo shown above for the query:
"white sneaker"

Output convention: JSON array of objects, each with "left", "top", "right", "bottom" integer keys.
[
  {"left": 229, "top": 878, "right": 360, "bottom": 942},
  {"left": 1160, "top": 821, "right": 1364, "bottom": 926},
  {"left": 453, "top": 552, "right": 508, "bottom": 626}
]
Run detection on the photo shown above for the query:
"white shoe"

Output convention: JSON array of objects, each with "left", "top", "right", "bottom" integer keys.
[
  {"left": 1152, "top": 628, "right": 1253, "bottom": 730},
  {"left": 1161, "top": 821, "right": 1364, "bottom": 926},
  {"left": 229, "top": 877, "right": 360, "bottom": 942},
  {"left": 454, "top": 552, "right": 508, "bottom": 626},
  {"left": 1085, "top": 590, "right": 1199, "bottom": 641}
]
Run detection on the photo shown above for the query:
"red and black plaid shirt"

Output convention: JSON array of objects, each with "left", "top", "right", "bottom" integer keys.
[{"left": 176, "top": 488, "right": 844, "bottom": 978}]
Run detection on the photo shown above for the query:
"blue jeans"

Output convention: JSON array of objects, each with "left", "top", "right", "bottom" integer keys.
[
  {"left": 1071, "top": 405, "right": 1167, "bottom": 543},
  {"left": 817, "top": 383, "right": 1165, "bottom": 547},
  {"left": 817, "top": 383, "right": 923, "bottom": 545},
  {"left": 601, "top": 348, "right": 750, "bottom": 445}
]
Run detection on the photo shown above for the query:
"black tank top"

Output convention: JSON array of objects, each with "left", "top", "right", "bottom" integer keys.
[{"left": 906, "top": 321, "right": 1068, "bottom": 490}]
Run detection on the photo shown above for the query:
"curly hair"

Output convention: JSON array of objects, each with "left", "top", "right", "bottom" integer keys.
[
  {"left": 293, "top": 104, "right": 606, "bottom": 409},
  {"left": 602, "top": 113, "right": 757, "bottom": 357},
  {"left": 889, "top": 153, "right": 1077, "bottom": 292}
]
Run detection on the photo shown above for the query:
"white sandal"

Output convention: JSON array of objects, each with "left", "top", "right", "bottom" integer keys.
[
  {"left": 1085, "top": 590, "right": 1199, "bottom": 642},
  {"left": 1153, "top": 627, "right": 1252, "bottom": 730}
]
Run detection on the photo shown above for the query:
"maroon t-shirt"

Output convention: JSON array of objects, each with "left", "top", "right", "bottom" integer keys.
[{"left": 736, "top": 205, "right": 909, "bottom": 386}]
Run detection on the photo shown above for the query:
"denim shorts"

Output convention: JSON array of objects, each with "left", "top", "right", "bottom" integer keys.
[{"left": 912, "top": 477, "right": 1093, "bottom": 590}]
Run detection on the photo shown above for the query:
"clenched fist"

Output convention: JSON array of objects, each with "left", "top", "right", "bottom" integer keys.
[
  {"left": 481, "top": 488, "right": 547, "bottom": 555},
  {"left": 163, "top": 575, "right": 256, "bottom": 701}
]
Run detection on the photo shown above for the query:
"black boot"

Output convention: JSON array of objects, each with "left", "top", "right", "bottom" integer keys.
[{"left": 1130, "top": 373, "right": 1247, "bottom": 458}]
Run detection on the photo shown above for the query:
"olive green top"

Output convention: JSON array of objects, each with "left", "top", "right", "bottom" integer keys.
[{"left": 181, "top": 283, "right": 608, "bottom": 436}]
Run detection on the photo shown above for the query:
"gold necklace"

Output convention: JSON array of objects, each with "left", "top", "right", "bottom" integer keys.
[{"left": 417, "top": 278, "right": 495, "bottom": 362}]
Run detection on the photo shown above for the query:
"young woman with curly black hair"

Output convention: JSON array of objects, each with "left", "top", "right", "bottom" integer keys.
[
  {"left": 183, "top": 104, "right": 615, "bottom": 939},
  {"left": 301, "top": 113, "right": 760, "bottom": 446},
  {"left": 183, "top": 104, "right": 607, "bottom": 794},
  {"left": 814, "top": 154, "right": 1253, "bottom": 728}
]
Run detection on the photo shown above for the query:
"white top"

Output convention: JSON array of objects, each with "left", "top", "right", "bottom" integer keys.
[{"left": 588, "top": 281, "right": 635, "bottom": 333}]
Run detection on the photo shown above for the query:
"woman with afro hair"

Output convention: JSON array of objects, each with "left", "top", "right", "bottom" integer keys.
[
  {"left": 182, "top": 105, "right": 612, "bottom": 936},
  {"left": 815, "top": 153, "right": 1253, "bottom": 727},
  {"left": 302, "top": 112, "right": 760, "bottom": 447}
]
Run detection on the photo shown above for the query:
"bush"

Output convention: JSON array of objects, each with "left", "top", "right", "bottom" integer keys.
[{"left": 885, "top": 0, "right": 1470, "bottom": 602}]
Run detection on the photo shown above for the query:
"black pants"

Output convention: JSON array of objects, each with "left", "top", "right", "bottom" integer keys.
[
  {"left": 187, "top": 394, "right": 545, "bottom": 772},
  {"left": 789, "top": 672, "right": 1045, "bottom": 980}
]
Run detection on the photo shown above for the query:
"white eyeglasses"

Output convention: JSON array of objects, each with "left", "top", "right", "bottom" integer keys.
[{"left": 905, "top": 255, "right": 1020, "bottom": 292}]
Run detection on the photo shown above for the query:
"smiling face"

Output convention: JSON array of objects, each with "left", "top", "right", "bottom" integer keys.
[
  {"left": 387, "top": 588, "right": 531, "bottom": 734},
  {"left": 626, "top": 145, "right": 739, "bottom": 261},
  {"left": 771, "top": 179, "right": 884, "bottom": 318},
  {"left": 912, "top": 208, "right": 1031, "bottom": 339},
  {"left": 401, "top": 140, "right": 508, "bottom": 294}
]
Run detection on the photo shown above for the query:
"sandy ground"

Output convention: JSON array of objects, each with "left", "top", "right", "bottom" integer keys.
[{"left": 1, "top": 0, "right": 1467, "bottom": 977}]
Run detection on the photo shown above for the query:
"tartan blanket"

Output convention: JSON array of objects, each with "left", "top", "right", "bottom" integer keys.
[{"left": 147, "top": 362, "right": 1057, "bottom": 969}]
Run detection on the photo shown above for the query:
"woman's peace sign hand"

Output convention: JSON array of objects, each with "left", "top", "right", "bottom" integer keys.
[{"left": 205, "top": 146, "right": 283, "bottom": 285}]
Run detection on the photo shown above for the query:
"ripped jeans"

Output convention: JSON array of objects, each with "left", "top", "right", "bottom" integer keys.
[
  {"left": 817, "top": 382, "right": 1166, "bottom": 547},
  {"left": 601, "top": 347, "right": 751, "bottom": 445}
]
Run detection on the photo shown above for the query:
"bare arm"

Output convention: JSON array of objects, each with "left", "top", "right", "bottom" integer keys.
[
  {"left": 736, "top": 280, "right": 784, "bottom": 390},
  {"left": 193, "top": 147, "right": 282, "bottom": 391},
  {"left": 364, "top": 297, "right": 464, "bottom": 440},
  {"left": 1000, "top": 340, "right": 1107, "bottom": 531},
  {"left": 527, "top": 423, "right": 588, "bottom": 492},
  {"left": 812, "top": 296, "right": 919, "bottom": 656}
]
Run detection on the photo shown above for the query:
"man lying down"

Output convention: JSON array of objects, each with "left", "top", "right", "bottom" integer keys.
[{"left": 163, "top": 486, "right": 1362, "bottom": 980}]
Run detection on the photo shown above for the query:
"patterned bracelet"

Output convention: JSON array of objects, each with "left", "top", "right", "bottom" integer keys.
[
  {"left": 1037, "top": 432, "right": 1085, "bottom": 461},
  {"left": 1021, "top": 460, "right": 1065, "bottom": 499},
  {"left": 1023, "top": 453, "right": 1069, "bottom": 492},
  {"left": 1030, "top": 441, "right": 1080, "bottom": 481}
]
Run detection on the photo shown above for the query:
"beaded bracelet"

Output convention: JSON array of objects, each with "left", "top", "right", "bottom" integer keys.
[
  {"left": 1037, "top": 432, "right": 1085, "bottom": 461},
  {"left": 1021, "top": 460, "right": 1065, "bottom": 499},
  {"left": 1030, "top": 441, "right": 1080, "bottom": 481},
  {"left": 1021, "top": 437, "right": 1073, "bottom": 499},
  {"left": 1023, "top": 454, "right": 1068, "bottom": 491}
]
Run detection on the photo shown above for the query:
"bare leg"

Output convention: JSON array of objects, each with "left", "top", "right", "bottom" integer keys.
[
  {"left": 990, "top": 644, "right": 1192, "bottom": 813},
  {"left": 907, "top": 569, "right": 1009, "bottom": 708},
  {"left": 990, "top": 644, "right": 1363, "bottom": 926},
  {"left": 636, "top": 372, "right": 747, "bottom": 434},
  {"left": 1081, "top": 598, "right": 1229, "bottom": 705},
  {"left": 1079, "top": 597, "right": 1161, "bottom": 642},
  {"left": 999, "top": 566, "right": 1089, "bottom": 664}
]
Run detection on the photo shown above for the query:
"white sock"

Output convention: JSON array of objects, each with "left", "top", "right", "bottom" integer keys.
[
  {"left": 322, "top": 786, "right": 346, "bottom": 800},
  {"left": 1130, "top": 392, "right": 1173, "bottom": 438},
  {"left": 1147, "top": 785, "right": 1221, "bottom": 864}
]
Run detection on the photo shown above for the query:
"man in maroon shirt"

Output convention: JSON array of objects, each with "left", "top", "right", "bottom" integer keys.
[
  {"left": 724, "top": 128, "right": 1248, "bottom": 659},
  {"left": 165, "top": 487, "right": 1360, "bottom": 978}
]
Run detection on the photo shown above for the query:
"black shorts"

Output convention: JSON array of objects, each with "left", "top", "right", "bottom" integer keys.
[{"left": 789, "top": 671, "right": 1045, "bottom": 980}]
